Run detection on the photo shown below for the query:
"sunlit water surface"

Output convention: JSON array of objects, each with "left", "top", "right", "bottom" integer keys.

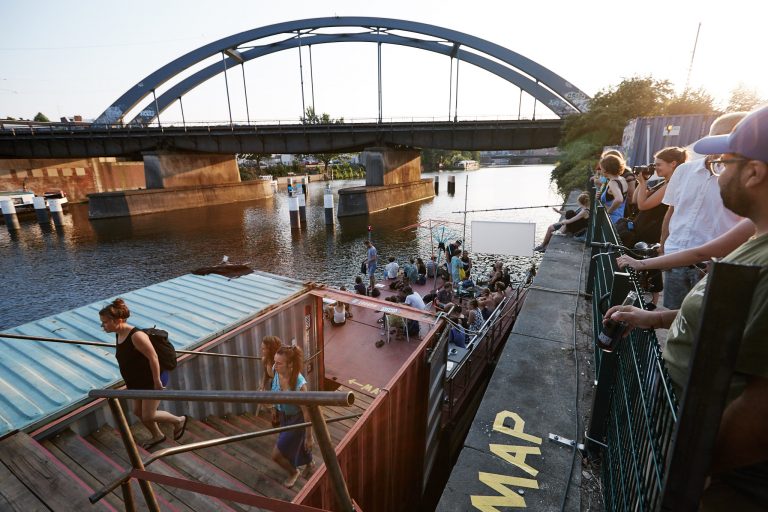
[{"left": 0, "top": 165, "right": 565, "bottom": 328}]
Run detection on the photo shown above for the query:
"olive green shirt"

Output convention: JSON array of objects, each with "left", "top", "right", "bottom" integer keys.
[{"left": 663, "top": 233, "right": 768, "bottom": 399}]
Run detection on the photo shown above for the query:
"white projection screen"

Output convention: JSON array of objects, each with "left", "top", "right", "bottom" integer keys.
[{"left": 471, "top": 221, "right": 535, "bottom": 257}]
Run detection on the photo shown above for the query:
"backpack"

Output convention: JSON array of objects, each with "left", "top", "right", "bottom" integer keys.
[{"left": 142, "top": 327, "right": 177, "bottom": 371}]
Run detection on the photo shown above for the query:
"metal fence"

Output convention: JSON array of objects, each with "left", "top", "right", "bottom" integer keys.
[{"left": 587, "top": 201, "right": 680, "bottom": 511}]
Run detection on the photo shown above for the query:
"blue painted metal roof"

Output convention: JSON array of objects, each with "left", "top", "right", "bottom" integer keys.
[{"left": 0, "top": 271, "right": 306, "bottom": 436}]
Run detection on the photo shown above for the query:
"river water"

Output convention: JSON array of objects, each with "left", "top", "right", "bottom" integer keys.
[{"left": 0, "top": 165, "right": 563, "bottom": 329}]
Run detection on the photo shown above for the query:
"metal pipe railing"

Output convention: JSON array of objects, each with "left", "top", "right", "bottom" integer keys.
[
  {"left": 88, "top": 389, "right": 356, "bottom": 512},
  {"left": 0, "top": 332, "right": 262, "bottom": 361}
]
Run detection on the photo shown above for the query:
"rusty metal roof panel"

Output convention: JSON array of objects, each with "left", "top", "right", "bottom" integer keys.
[{"left": 0, "top": 271, "right": 306, "bottom": 436}]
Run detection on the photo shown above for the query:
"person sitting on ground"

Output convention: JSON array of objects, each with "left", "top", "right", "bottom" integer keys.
[
  {"left": 384, "top": 256, "right": 399, "bottom": 280},
  {"left": 416, "top": 257, "right": 427, "bottom": 276},
  {"left": 330, "top": 301, "right": 349, "bottom": 326},
  {"left": 447, "top": 310, "right": 467, "bottom": 349},
  {"left": 337, "top": 285, "right": 352, "bottom": 318},
  {"left": 403, "top": 257, "right": 419, "bottom": 284},
  {"left": 403, "top": 286, "right": 426, "bottom": 336},
  {"left": 461, "top": 251, "right": 473, "bottom": 279},
  {"left": 467, "top": 298, "right": 485, "bottom": 333},
  {"left": 433, "top": 282, "right": 455, "bottom": 311},
  {"left": 488, "top": 262, "right": 504, "bottom": 288},
  {"left": 535, "top": 193, "right": 591, "bottom": 252},
  {"left": 354, "top": 276, "right": 367, "bottom": 296},
  {"left": 477, "top": 288, "right": 494, "bottom": 319},
  {"left": 426, "top": 255, "right": 437, "bottom": 278}
]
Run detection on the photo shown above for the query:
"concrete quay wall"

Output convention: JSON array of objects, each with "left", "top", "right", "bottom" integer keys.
[
  {"left": 437, "top": 190, "right": 597, "bottom": 511},
  {"left": 336, "top": 179, "right": 435, "bottom": 217},
  {"left": 88, "top": 180, "right": 273, "bottom": 219}
]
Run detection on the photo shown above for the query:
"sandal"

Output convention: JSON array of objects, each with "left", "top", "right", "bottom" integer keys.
[
  {"left": 303, "top": 460, "right": 317, "bottom": 478},
  {"left": 173, "top": 415, "right": 188, "bottom": 441},
  {"left": 284, "top": 469, "right": 300, "bottom": 488},
  {"left": 141, "top": 435, "right": 166, "bottom": 451}
]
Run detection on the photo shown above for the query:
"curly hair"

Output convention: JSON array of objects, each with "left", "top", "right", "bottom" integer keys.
[{"left": 99, "top": 298, "right": 130, "bottom": 320}]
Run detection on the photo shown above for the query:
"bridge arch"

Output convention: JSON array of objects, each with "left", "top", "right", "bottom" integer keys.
[{"left": 93, "top": 17, "right": 591, "bottom": 126}]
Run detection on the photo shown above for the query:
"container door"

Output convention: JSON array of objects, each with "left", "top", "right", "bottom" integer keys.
[{"left": 423, "top": 328, "right": 449, "bottom": 492}]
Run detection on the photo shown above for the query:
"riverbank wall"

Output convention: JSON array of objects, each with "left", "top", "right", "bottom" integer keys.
[{"left": 437, "top": 190, "right": 599, "bottom": 511}]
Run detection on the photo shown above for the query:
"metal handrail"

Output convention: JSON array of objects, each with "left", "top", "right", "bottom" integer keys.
[
  {"left": 89, "top": 411, "right": 360, "bottom": 504},
  {"left": 0, "top": 332, "right": 262, "bottom": 361},
  {"left": 89, "top": 388, "right": 354, "bottom": 406},
  {"left": 90, "top": 389, "right": 356, "bottom": 512}
]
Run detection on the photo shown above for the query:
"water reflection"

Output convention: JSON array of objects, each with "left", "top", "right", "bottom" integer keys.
[{"left": 0, "top": 166, "right": 563, "bottom": 328}]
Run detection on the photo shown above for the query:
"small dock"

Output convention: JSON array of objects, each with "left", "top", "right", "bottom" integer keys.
[{"left": 438, "top": 191, "right": 596, "bottom": 511}]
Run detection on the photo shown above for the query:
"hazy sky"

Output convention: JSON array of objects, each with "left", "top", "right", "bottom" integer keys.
[{"left": 1, "top": 0, "right": 765, "bottom": 124}]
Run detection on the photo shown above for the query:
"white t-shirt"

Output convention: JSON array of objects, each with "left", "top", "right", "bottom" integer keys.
[
  {"left": 405, "top": 292, "right": 426, "bottom": 310},
  {"left": 662, "top": 158, "right": 742, "bottom": 254},
  {"left": 384, "top": 261, "right": 399, "bottom": 279}
]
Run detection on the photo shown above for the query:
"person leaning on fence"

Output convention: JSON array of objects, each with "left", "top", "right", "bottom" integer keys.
[
  {"left": 604, "top": 104, "right": 768, "bottom": 511},
  {"left": 659, "top": 112, "right": 748, "bottom": 309},
  {"left": 598, "top": 154, "right": 628, "bottom": 224},
  {"left": 99, "top": 298, "right": 187, "bottom": 451},
  {"left": 270, "top": 345, "right": 315, "bottom": 488}
]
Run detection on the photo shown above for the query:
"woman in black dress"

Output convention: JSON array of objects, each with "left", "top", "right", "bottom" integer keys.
[{"left": 99, "top": 298, "right": 187, "bottom": 450}]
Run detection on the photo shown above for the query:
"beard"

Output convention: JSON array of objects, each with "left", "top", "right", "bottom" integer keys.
[{"left": 720, "top": 176, "right": 752, "bottom": 218}]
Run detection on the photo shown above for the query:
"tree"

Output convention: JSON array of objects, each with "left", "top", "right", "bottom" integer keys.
[
  {"left": 553, "top": 76, "right": 677, "bottom": 195},
  {"left": 301, "top": 107, "right": 344, "bottom": 170},
  {"left": 665, "top": 88, "right": 717, "bottom": 115},
  {"left": 727, "top": 83, "right": 764, "bottom": 112},
  {"left": 33, "top": 112, "right": 50, "bottom": 122},
  {"left": 240, "top": 152, "right": 271, "bottom": 169}
]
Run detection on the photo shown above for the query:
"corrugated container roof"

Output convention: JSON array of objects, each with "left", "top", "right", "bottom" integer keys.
[{"left": 0, "top": 271, "right": 307, "bottom": 436}]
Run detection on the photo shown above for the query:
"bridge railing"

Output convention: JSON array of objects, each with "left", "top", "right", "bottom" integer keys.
[{"left": 0, "top": 114, "right": 558, "bottom": 134}]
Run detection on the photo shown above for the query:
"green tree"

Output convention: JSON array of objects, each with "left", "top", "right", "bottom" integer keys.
[
  {"left": 33, "top": 112, "right": 50, "bottom": 122},
  {"left": 552, "top": 76, "right": 718, "bottom": 196},
  {"left": 727, "top": 83, "right": 763, "bottom": 112}
]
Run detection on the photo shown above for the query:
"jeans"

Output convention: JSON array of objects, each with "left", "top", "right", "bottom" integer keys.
[{"left": 663, "top": 266, "right": 704, "bottom": 309}]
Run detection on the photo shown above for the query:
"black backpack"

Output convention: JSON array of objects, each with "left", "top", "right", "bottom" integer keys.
[{"left": 142, "top": 327, "right": 177, "bottom": 371}]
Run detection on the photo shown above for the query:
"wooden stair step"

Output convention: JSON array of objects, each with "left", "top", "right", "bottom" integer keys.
[
  {"left": 205, "top": 415, "right": 311, "bottom": 488},
  {"left": 0, "top": 431, "right": 115, "bottom": 511},
  {"left": 0, "top": 454, "right": 49, "bottom": 512},
  {"left": 41, "top": 433, "right": 128, "bottom": 512},
  {"left": 170, "top": 418, "right": 295, "bottom": 502},
  {"left": 88, "top": 426, "right": 239, "bottom": 512}
]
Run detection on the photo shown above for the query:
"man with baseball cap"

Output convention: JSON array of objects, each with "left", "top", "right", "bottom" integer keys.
[{"left": 605, "top": 104, "right": 768, "bottom": 510}]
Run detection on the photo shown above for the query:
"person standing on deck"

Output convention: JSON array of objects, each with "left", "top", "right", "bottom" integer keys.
[
  {"left": 364, "top": 240, "right": 378, "bottom": 292},
  {"left": 270, "top": 345, "right": 315, "bottom": 488},
  {"left": 99, "top": 299, "right": 187, "bottom": 450}
]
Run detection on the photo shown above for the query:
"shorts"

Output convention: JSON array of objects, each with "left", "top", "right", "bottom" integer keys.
[{"left": 367, "top": 263, "right": 376, "bottom": 277}]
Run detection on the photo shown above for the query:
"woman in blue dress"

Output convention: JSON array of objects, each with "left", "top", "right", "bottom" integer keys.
[
  {"left": 598, "top": 154, "right": 628, "bottom": 224},
  {"left": 270, "top": 345, "right": 315, "bottom": 488}
]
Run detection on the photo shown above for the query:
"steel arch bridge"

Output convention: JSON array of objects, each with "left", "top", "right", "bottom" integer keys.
[{"left": 93, "top": 16, "right": 590, "bottom": 127}]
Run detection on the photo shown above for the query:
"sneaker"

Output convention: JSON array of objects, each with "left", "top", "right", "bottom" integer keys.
[{"left": 534, "top": 245, "right": 546, "bottom": 253}]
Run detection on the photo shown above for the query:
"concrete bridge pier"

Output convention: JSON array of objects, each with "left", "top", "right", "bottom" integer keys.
[
  {"left": 88, "top": 151, "right": 274, "bottom": 219},
  {"left": 337, "top": 147, "right": 435, "bottom": 217}
]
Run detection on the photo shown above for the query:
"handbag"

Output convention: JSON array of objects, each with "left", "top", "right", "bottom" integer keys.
[{"left": 360, "top": 261, "right": 367, "bottom": 274}]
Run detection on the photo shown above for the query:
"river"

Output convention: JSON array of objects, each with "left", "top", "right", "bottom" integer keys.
[{"left": 0, "top": 165, "right": 564, "bottom": 328}]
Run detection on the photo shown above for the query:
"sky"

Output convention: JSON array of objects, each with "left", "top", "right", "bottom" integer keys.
[{"left": 1, "top": 0, "right": 766, "bottom": 125}]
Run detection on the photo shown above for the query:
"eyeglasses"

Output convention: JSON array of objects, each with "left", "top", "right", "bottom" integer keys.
[{"left": 706, "top": 157, "right": 748, "bottom": 176}]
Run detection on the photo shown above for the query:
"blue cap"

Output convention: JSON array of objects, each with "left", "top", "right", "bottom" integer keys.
[{"left": 694, "top": 105, "right": 768, "bottom": 163}]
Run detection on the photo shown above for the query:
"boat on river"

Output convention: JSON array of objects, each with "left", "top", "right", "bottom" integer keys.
[{"left": 0, "top": 264, "right": 529, "bottom": 511}]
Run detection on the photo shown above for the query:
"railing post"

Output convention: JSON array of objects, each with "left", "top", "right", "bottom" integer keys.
[
  {"left": 307, "top": 405, "right": 355, "bottom": 512},
  {"left": 120, "top": 481, "right": 137, "bottom": 512},
  {"left": 658, "top": 261, "right": 761, "bottom": 511},
  {"left": 107, "top": 398, "right": 160, "bottom": 512},
  {"left": 585, "top": 202, "right": 603, "bottom": 295}
]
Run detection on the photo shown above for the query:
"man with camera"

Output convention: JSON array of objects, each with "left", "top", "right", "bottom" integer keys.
[
  {"left": 659, "top": 112, "right": 747, "bottom": 308},
  {"left": 605, "top": 104, "right": 768, "bottom": 510}
]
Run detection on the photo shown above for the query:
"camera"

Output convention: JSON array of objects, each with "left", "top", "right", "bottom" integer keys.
[{"left": 632, "top": 163, "right": 656, "bottom": 180}]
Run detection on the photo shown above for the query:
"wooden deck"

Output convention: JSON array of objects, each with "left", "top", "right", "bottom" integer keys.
[{"left": 0, "top": 390, "right": 374, "bottom": 511}]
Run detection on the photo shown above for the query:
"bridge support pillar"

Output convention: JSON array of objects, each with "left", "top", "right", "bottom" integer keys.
[
  {"left": 337, "top": 147, "right": 434, "bottom": 217},
  {"left": 143, "top": 151, "right": 241, "bottom": 189}
]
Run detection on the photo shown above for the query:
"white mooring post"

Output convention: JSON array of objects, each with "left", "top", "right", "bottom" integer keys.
[
  {"left": 324, "top": 185, "right": 334, "bottom": 225},
  {"left": 0, "top": 199, "right": 20, "bottom": 230},
  {"left": 49, "top": 198, "right": 65, "bottom": 227},
  {"left": 288, "top": 192, "right": 301, "bottom": 230},
  {"left": 33, "top": 196, "right": 50, "bottom": 224}
]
